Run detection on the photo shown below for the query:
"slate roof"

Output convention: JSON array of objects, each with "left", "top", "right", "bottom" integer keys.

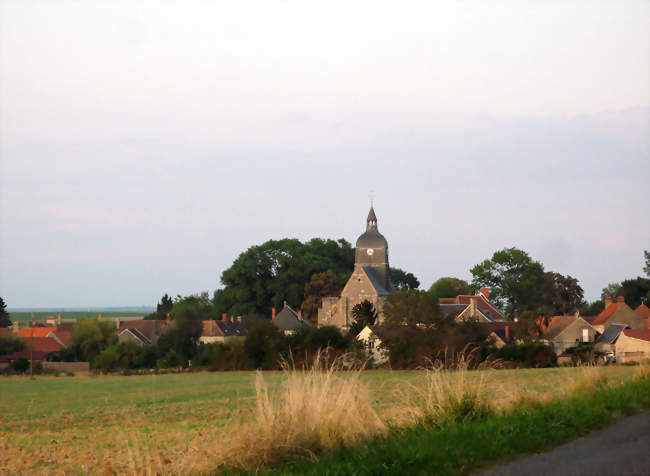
[
  {"left": 622, "top": 328, "right": 650, "bottom": 342},
  {"left": 117, "top": 320, "right": 173, "bottom": 342},
  {"left": 599, "top": 324, "right": 628, "bottom": 344},
  {"left": 439, "top": 304, "right": 468, "bottom": 319},
  {"left": 361, "top": 265, "right": 392, "bottom": 295},
  {"left": 119, "top": 328, "right": 152, "bottom": 345},
  {"left": 216, "top": 320, "right": 248, "bottom": 337},
  {"left": 273, "top": 306, "right": 312, "bottom": 331}
]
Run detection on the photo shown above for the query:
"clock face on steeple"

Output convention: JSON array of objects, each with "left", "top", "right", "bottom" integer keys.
[{"left": 366, "top": 248, "right": 374, "bottom": 256}]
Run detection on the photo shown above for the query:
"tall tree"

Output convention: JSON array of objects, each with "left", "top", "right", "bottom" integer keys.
[
  {"left": 644, "top": 250, "right": 650, "bottom": 277},
  {"left": 470, "top": 248, "right": 545, "bottom": 317},
  {"left": 619, "top": 277, "right": 650, "bottom": 308},
  {"left": 0, "top": 297, "right": 10, "bottom": 328},
  {"left": 382, "top": 290, "right": 442, "bottom": 329},
  {"left": 538, "top": 272, "right": 585, "bottom": 315},
  {"left": 213, "top": 238, "right": 354, "bottom": 317},
  {"left": 428, "top": 277, "right": 472, "bottom": 300},
  {"left": 300, "top": 270, "right": 342, "bottom": 322},
  {"left": 601, "top": 282, "right": 623, "bottom": 300},
  {"left": 389, "top": 268, "right": 420, "bottom": 290}
]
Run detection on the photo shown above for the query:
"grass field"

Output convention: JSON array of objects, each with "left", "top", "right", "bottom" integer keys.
[
  {"left": 0, "top": 366, "right": 642, "bottom": 474},
  {"left": 8, "top": 310, "right": 150, "bottom": 325}
]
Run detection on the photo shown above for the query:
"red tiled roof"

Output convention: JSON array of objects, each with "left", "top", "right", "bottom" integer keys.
[
  {"left": 635, "top": 304, "right": 650, "bottom": 319},
  {"left": 18, "top": 327, "right": 57, "bottom": 338},
  {"left": 50, "top": 331, "right": 71, "bottom": 347},
  {"left": 591, "top": 303, "right": 618, "bottom": 325},
  {"left": 0, "top": 351, "right": 52, "bottom": 363},
  {"left": 0, "top": 328, "right": 15, "bottom": 337},
  {"left": 622, "top": 328, "right": 650, "bottom": 342},
  {"left": 455, "top": 295, "right": 505, "bottom": 320},
  {"left": 542, "top": 316, "right": 578, "bottom": 340},
  {"left": 202, "top": 320, "right": 225, "bottom": 337},
  {"left": 25, "top": 337, "right": 63, "bottom": 353}
]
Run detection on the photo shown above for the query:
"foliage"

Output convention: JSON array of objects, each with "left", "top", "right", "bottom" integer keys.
[
  {"left": 0, "top": 297, "right": 10, "bottom": 328},
  {"left": 157, "top": 294, "right": 210, "bottom": 361},
  {"left": 70, "top": 318, "right": 117, "bottom": 362},
  {"left": 12, "top": 358, "right": 29, "bottom": 373},
  {"left": 601, "top": 282, "right": 623, "bottom": 300},
  {"left": 390, "top": 267, "right": 420, "bottom": 290},
  {"left": 538, "top": 272, "right": 585, "bottom": 315},
  {"left": 383, "top": 290, "right": 442, "bottom": 329},
  {"left": 300, "top": 270, "right": 342, "bottom": 322},
  {"left": 0, "top": 335, "right": 26, "bottom": 355},
  {"left": 93, "top": 346, "right": 120, "bottom": 372},
  {"left": 213, "top": 238, "right": 355, "bottom": 318},
  {"left": 244, "top": 321, "right": 287, "bottom": 369},
  {"left": 619, "top": 277, "right": 650, "bottom": 308},
  {"left": 580, "top": 300, "right": 605, "bottom": 316},
  {"left": 645, "top": 250, "right": 650, "bottom": 277},
  {"left": 488, "top": 342, "right": 557, "bottom": 368},
  {"left": 145, "top": 293, "right": 174, "bottom": 319},
  {"left": 471, "top": 248, "right": 546, "bottom": 317},
  {"left": 193, "top": 340, "right": 250, "bottom": 371},
  {"left": 428, "top": 277, "right": 472, "bottom": 300},
  {"left": 348, "top": 300, "right": 378, "bottom": 336}
]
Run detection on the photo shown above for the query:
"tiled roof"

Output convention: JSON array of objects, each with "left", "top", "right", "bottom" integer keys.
[
  {"left": 591, "top": 303, "right": 618, "bottom": 325},
  {"left": 481, "top": 322, "right": 514, "bottom": 344},
  {"left": 0, "top": 328, "right": 15, "bottom": 337},
  {"left": 622, "top": 328, "right": 650, "bottom": 342},
  {"left": 25, "top": 337, "right": 63, "bottom": 353},
  {"left": 634, "top": 304, "right": 650, "bottom": 319},
  {"left": 0, "top": 351, "right": 52, "bottom": 363},
  {"left": 542, "top": 316, "right": 579, "bottom": 340},
  {"left": 439, "top": 304, "right": 468, "bottom": 319},
  {"left": 18, "top": 327, "right": 57, "bottom": 338},
  {"left": 599, "top": 324, "right": 628, "bottom": 344},
  {"left": 56, "top": 323, "right": 75, "bottom": 332},
  {"left": 440, "top": 294, "right": 505, "bottom": 321},
  {"left": 48, "top": 331, "right": 71, "bottom": 347},
  {"left": 117, "top": 320, "right": 173, "bottom": 341}
]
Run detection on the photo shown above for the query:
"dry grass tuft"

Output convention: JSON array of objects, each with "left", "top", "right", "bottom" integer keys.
[
  {"left": 205, "top": 354, "right": 386, "bottom": 471},
  {"left": 402, "top": 355, "right": 493, "bottom": 428},
  {"left": 565, "top": 364, "right": 610, "bottom": 396}
]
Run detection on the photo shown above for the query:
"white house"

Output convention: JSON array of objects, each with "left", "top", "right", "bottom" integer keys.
[{"left": 356, "top": 325, "right": 389, "bottom": 365}]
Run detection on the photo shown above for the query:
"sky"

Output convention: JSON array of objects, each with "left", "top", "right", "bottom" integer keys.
[{"left": 0, "top": 1, "right": 648, "bottom": 308}]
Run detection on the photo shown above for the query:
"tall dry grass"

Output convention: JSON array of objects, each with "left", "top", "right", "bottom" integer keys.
[{"left": 400, "top": 356, "right": 493, "bottom": 428}]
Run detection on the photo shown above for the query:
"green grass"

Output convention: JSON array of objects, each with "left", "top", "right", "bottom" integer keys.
[
  {"left": 260, "top": 377, "right": 650, "bottom": 476},
  {"left": 9, "top": 310, "right": 150, "bottom": 325}
]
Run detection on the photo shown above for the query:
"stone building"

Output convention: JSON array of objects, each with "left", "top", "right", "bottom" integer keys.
[{"left": 317, "top": 207, "right": 395, "bottom": 330}]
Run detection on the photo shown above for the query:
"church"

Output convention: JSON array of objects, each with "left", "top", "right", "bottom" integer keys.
[{"left": 317, "top": 206, "right": 395, "bottom": 330}]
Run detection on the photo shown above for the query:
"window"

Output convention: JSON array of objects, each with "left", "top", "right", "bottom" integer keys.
[{"left": 582, "top": 328, "right": 589, "bottom": 343}]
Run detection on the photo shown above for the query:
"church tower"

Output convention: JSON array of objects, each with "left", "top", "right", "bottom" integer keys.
[{"left": 354, "top": 206, "right": 394, "bottom": 293}]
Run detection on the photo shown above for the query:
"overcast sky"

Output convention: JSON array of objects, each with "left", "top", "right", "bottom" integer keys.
[{"left": 1, "top": 1, "right": 648, "bottom": 308}]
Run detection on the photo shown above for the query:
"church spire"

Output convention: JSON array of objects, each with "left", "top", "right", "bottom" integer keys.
[{"left": 366, "top": 206, "right": 377, "bottom": 231}]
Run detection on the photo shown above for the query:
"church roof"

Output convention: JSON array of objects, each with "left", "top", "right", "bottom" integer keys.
[
  {"left": 367, "top": 207, "right": 377, "bottom": 223},
  {"left": 361, "top": 266, "right": 391, "bottom": 296}
]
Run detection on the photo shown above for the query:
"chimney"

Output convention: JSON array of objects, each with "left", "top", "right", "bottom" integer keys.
[
  {"left": 469, "top": 297, "right": 477, "bottom": 316},
  {"left": 604, "top": 297, "right": 613, "bottom": 307},
  {"left": 57, "top": 313, "right": 62, "bottom": 326},
  {"left": 298, "top": 310, "right": 303, "bottom": 320},
  {"left": 617, "top": 296, "right": 625, "bottom": 303},
  {"left": 481, "top": 287, "right": 490, "bottom": 300},
  {"left": 283, "top": 300, "right": 287, "bottom": 308},
  {"left": 12, "top": 321, "right": 19, "bottom": 333},
  {"left": 272, "top": 307, "right": 276, "bottom": 319},
  {"left": 505, "top": 326, "right": 510, "bottom": 342},
  {"left": 115, "top": 318, "right": 120, "bottom": 330},
  {"left": 222, "top": 313, "right": 227, "bottom": 323},
  {"left": 97, "top": 313, "right": 102, "bottom": 321},
  {"left": 166, "top": 313, "right": 171, "bottom": 323},
  {"left": 209, "top": 319, "right": 213, "bottom": 335}
]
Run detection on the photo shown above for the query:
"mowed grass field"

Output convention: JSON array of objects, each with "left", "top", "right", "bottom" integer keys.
[
  {"left": 9, "top": 310, "right": 150, "bottom": 325},
  {"left": 0, "top": 366, "right": 640, "bottom": 474}
]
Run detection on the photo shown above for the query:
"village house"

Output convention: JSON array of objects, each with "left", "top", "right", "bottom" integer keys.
[
  {"left": 272, "top": 303, "right": 312, "bottom": 335},
  {"left": 541, "top": 315, "right": 599, "bottom": 355},
  {"left": 356, "top": 325, "right": 390, "bottom": 365},
  {"left": 634, "top": 304, "right": 650, "bottom": 328},
  {"left": 439, "top": 288, "right": 506, "bottom": 322},
  {"left": 614, "top": 328, "right": 650, "bottom": 363},
  {"left": 590, "top": 296, "right": 647, "bottom": 333},
  {"left": 595, "top": 324, "right": 629, "bottom": 360},
  {"left": 199, "top": 315, "right": 248, "bottom": 344},
  {"left": 116, "top": 317, "right": 174, "bottom": 345}
]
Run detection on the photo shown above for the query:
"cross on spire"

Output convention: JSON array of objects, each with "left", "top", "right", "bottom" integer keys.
[{"left": 369, "top": 190, "right": 375, "bottom": 208}]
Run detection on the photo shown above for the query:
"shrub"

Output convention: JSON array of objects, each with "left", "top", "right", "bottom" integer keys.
[
  {"left": 12, "top": 358, "right": 29, "bottom": 373},
  {"left": 93, "top": 346, "right": 120, "bottom": 372}
]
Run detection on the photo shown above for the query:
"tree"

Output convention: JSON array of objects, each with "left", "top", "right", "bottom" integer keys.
[
  {"left": 601, "top": 282, "right": 623, "bottom": 300},
  {"left": 382, "top": 290, "right": 443, "bottom": 329},
  {"left": 301, "top": 270, "right": 342, "bottom": 322},
  {"left": 580, "top": 300, "right": 605, "bottom": 316},
  {"left": 70, "top": 319, "right": 117, "bottom": 362},
  {"left": 349, "top": 300, "right": 378, "bottom": 336},
  {"left": 0, "top": 335, "right": 26, "bottom": 355},
  {"left": 428, "top": 277, "right": 472, "bottom": 300},
  {"left": 471, "top": 248, "right": 545, "bottom": 317},
  {"left": 538, "top": 272, "right": 585, "bottom": 315},
  {"left": 389, "top": 268, "right": 420, "bottom": 290},
  {"left": 93, "top": 346, "right": 120, "bottom": 372},
  {"left": 244, "top": 321, "right": 286, "bottom": 369},
  {"left": 0, "top": 297, "right": 10, "bottom": 328},
  {"left": 619, "top": 277, "right": 650, "bottom": 308},
  {"left": 644, "top": 250, "right": 650, "bottom": 277},
  {"left": 157, "top": 294, "right": 209, "bottom": 362},
  {"left": 213, "top": 238, "right": 355, "bottom": 318}
]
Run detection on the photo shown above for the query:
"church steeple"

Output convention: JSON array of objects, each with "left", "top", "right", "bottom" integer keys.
[{"left": 366, "top": 207, "right": 377, "bottom": 231}]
